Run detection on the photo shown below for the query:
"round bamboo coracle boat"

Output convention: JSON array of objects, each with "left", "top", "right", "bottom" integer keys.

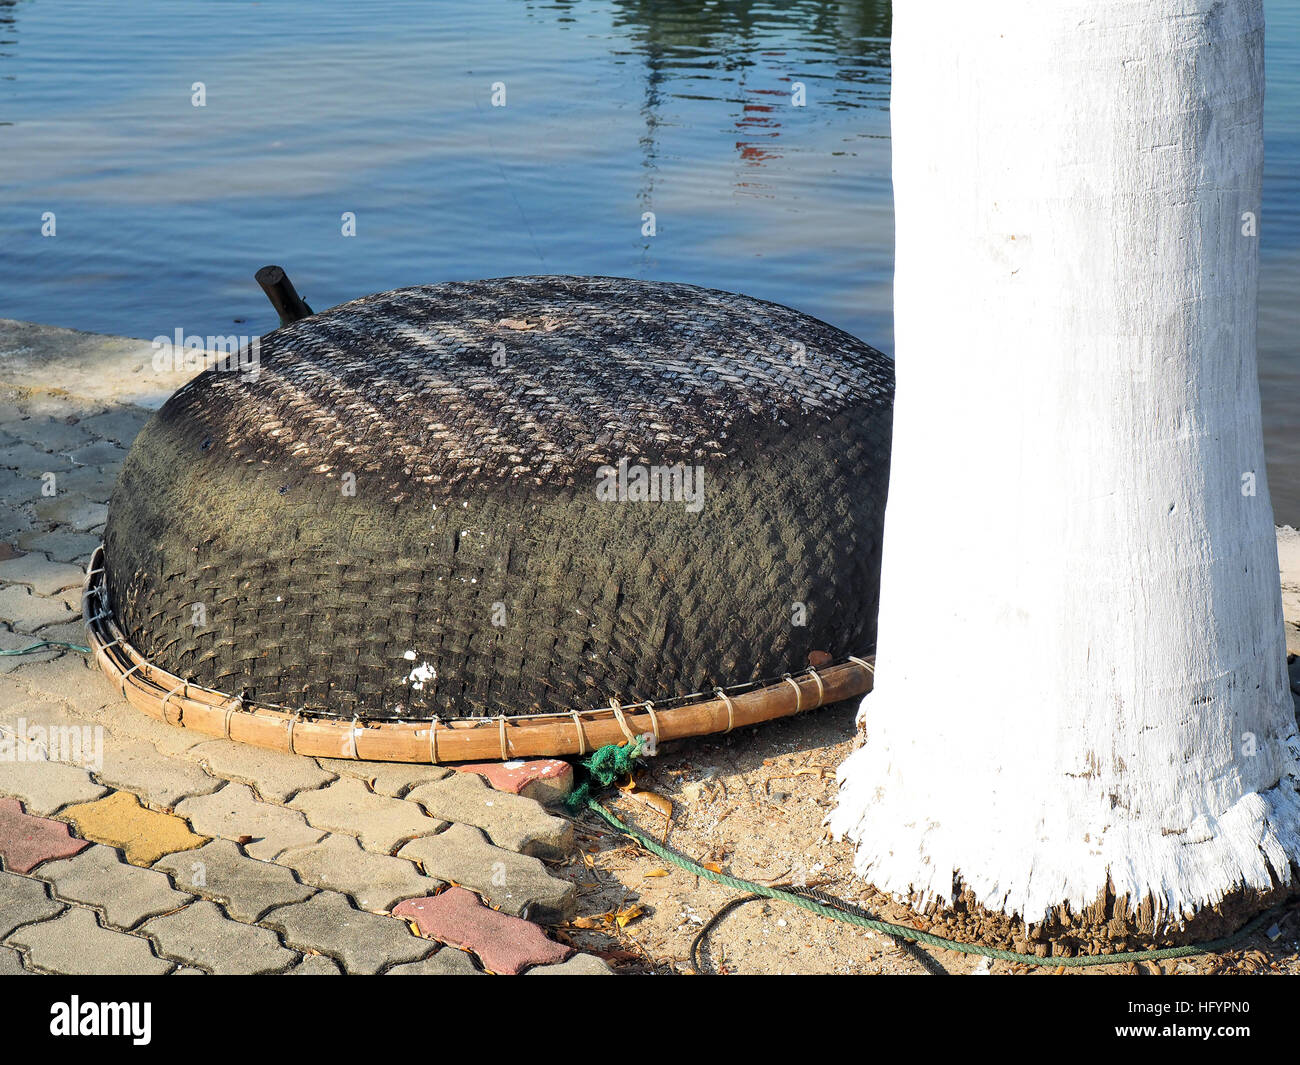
[{"left": 88, "top": 274, "right": 892, "bottom": 762}]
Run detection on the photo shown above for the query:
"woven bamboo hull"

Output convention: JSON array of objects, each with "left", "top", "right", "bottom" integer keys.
[
  {"left": 102, "top": 276, "right": 893, "bottom": 723},
  {"left": 85, "top": 548, "right": 874, "bottom": 762}
]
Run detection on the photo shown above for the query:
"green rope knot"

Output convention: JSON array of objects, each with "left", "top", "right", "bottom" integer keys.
[{"left": 565, "top": 736, "right": 645, "bottom": 812}]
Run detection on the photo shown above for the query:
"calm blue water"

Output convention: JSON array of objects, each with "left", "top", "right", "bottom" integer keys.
[{"left": 0, "top": 0, "right": 1295, "bottom": 520}]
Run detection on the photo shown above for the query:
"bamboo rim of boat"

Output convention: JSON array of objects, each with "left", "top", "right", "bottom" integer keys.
[{"left": 82, "top": 547, "right": 874, "bottom": 763}]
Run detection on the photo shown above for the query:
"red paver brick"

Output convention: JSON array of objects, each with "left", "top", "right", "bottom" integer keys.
[
  {"left": 0, "top": 797, "right": 89, "bottom": 873},
  {"left": 394, "top": 886, "right": 571, "bottom": 975},
  {"left": 454, "top": 759, "right": 573, "bottom": 800}
]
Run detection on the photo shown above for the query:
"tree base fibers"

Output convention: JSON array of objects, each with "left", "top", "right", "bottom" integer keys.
[{"left": 830, "top": 727, "right": 1300, "bottom": 941}]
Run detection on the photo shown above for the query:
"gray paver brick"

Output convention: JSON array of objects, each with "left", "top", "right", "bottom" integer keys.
[
  {"left": 67, "top": 441, "right": 126, "bottom": 467},
  {"left": 0, "top": 553, "right": 87, "bottom": 596},
  {"left": 5, "top": 653, "right": 116, "bottom": 718},
  {"left": 408, "top": 772, "right": 573, "bottom": 859},
  {"left": 0, "top": 749, "right": 108, "bottom": 814},
  {"left": 17, "top": 417, "right": 92, "bottom": 454},
  {"left": 260, "top": 890, "right": 434, "bottom": 974},
  {"left": 276, "top": 832, "right": 439, "bottom": 911},
  {"left": 33, "top": 496, "right": 107, "bottom": 532},
  {"left": 399, "top": 823, "right": 577, "bottom": 923},
  {"left": 386, "top": 948, "right": 484, "bottom": 975},
  {"left": 154, "top": 839, "right": 316, "bottom": 922},
  {"left": 71, "top": 409, "right": 150, "bottom": 446},
  {"left": 41, "top": 466, "right": 115, "bottom": 503},
  {"left": 0, "top": 503, "right": 34, "bottom": 540},
  {"left": 0, "top": 585, "right": 76, "bottom": 631},
  {"left": 285, "top": 953, "right": 344, "bottom": 975},
  {"left": 0, "top": 869, "right": 64, "bottom": 938},
  {"left": 141, "top": 900, "right": 298, "bottom": 974},
  {"left": 189, "top": 738, "right": 334, "bottom": 803},
  {"left": 7, "top": 905, "right": 172, "bottom": 974},
  {"left": 96, "top": 734, "right": 221, "bottom": 808},
  {"left": 96, "top": 699, "right": 208, "bottom": 755},
  {"left": 0, "top": 944, "right": 32, "bottom": 974},
  {"left": 38, "top": 844, "right": 192, "bottom": 928},
  {"left": 289, "top": 776, "right": 447, "bottom": 853},
  {"left": 16, "top": 529, "right": 101, "bottom": 564},
  {"left": 2, "top": 443, "right": 75, "bottom": 477},
  {"left": 175, "top": 783, "right": 325, "bottom": 860},
  {"left": 315, "top": 757, "right": 455, "bottom": 797}
]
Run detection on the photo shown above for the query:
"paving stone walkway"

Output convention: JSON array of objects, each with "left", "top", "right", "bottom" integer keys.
[{"left": 0, "top": 320, "right": 607, "bottom": 975}]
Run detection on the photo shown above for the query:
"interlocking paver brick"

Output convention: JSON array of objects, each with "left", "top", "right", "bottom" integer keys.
[
  {"left": 32, "top": 497, "right": 107, "bottom": 532},
  {"left": 0, "top": 797, "right": 90, "bottom": 872},
  {"left": 0, "top": 868, "right": 64, "bottom": 937},
  {"left": 289, "top": 777, "right": 447, "bottom": 853},
  {"left": 67, "top": 441, "right": 125, "bottom": 467},
  {"left": 141, "top": 900, "right": 298, "bottom": 974},
  {"left": 189, "top": 739, "right": 334, "bottom": 803},
  {"left": 0, "top": 502, "right": 34, "bottom": 541},
  {"left": 5, "top": 653, "right": 115, "bottom": 717},
  {"left": 7, "top": 905, "right": 171, "bottom": 974},
  {"left": 260, "top": 890, "right": 434, "bottom": 974},
  {"left": 60, "top": 790, "right": 206, "bottom": 866},
  {"left": 2, "top": 442, "right": 74, "bottom": 477},
  {"left": 0, "top": 685, "right": 100, "bottom": 740},
  {"left": 386, "top": 948, "right": 484, "bottom": 975},
  {"left": 399, "top": 823, "right": 577, "bottom": 923},
  {"left": 0, "top": 585, "right": 76, "bottom": 631},
  {"left": 408, "top": 772, "right": 573, "bottom": 859},
  {"left": 17, "top": 416, "right": 91, "bottom": 453},
  {"left": 96, "top": 700, "right": 207, "bottom": 755},
  {"left": 41, "top": 466, "right": 115, "bottom": 503},
  {"left": 455, "top": 759, "right": 574, "bottom": 804},
  {"left": 0, "top": 554, "right": 86, "bottom": 596},
  {"left": 394, "top": 886, "right": 570, "bottom": 974},
  {"left": 16, "top": 529, "right": 101, "bottom": 564},
  {"left": 286, "top": 954, "right": 344, "bottom": 975},
  {"left": 71, "top": 409, "right": 149, "bottom": 446},
  {"left": 0, "top": 749, "right": 108, "bottom": 813},
  {"left": 314, "top": 757, "right": 454, "bottom": 798},
  {"left": 0, "top": 945, "right": 31, "bottom": 974},
  {"left": 526, "top": 953, "right": 615, "bottom": 975},
  {"left": 155, "top": 839, "right": 315, "bottom": 922},
  {"left": 39, "top": 844, "right": 192, "bottom": 928},
  {"left": 175, "top": 783, "right": 323, "bottom": 861},
  {"left": 277, "top": 832, "right": 438, "bottom": 911},
  {"left": 96, "top": 734, "right": 221, "bottom": 808}
]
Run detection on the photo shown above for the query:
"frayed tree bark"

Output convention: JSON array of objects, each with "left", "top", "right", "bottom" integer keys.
[{"left": 830, "top": 0, "right": 1300, "bottom": 932}]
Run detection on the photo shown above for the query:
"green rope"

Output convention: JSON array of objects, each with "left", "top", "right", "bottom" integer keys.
[
  {"left": 0, "top": 639, "right": 92, "bottom": 656},
  {"left": 578, "top": 741, "right": 1288, "bottom": 969},
  {"left": 566, "top": 734, "right": 645, "bottom": 813}
]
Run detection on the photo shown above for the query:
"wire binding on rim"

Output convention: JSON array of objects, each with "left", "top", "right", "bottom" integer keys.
[
  {"left": 643, "top": 700, "right": 660, "bottom": 743},
  {"left": 715, "top": 688, "right": 737, "bottom": 733},
  {"left": 848, "top": 655, "right": 875, "bottom": 675},
  {"left": 807, "top": 666, "right": 825, "bottom": 704}
]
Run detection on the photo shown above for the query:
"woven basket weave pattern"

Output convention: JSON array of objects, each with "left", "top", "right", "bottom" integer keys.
[{"left": 105, "top": 277, "right": 892, "bottom": 720}]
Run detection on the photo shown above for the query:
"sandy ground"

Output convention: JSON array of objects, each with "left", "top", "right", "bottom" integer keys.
[
  {"left": 555, "top": 688, "right": 1300, "bottom": 975},
  {"left": 555, "top": 532, "right": 1300, "bottom": 975}
]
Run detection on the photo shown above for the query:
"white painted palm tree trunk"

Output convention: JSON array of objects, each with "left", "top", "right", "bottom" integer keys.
[{"left": 831, "top": 0, "right": 1300, "bottom": 928}]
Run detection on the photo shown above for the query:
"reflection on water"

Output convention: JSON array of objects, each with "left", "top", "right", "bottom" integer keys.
[{"left": 0, "top": 0, "right": 1294, "bottom": 521}]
